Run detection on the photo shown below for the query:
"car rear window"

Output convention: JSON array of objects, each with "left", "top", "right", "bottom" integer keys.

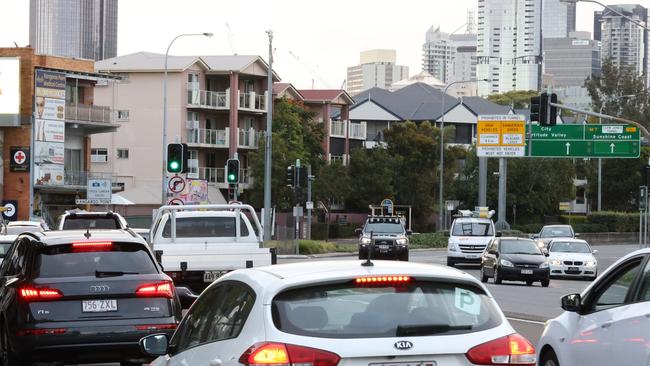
[
  {"left": 272, "top": 279, "right": 501, "bottom": 338},
  {"left": 35, "top": 242, "right": 158, "bottom": 278},
  {"left": 162, "top": 217, "right": 250, "bottom": 238},
  {"left": 62, "top": 217, "right": 120, "bottom": 230}
]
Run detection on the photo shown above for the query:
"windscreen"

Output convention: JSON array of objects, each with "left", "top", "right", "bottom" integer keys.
[
  {"left": 500, "top": 240, "right": 542, "bottom": 255},
  {"left": 62, "top": 217, "right": 120, "bottom": 230},
  {"left": 36, "top": 242, "right": 158, "bottom": 278},
  {"left": 540, "top": 226, "right": 573, "bottom": 238},
  {"left": 162, "top": 216, "right": 250, "bottom": 238},
  {"left": 272, "top": 280, "right": 501, "bottom": 338},
  {"left": 452, "top": 222, "right": 494, "bottom": 236},
  {"left": 364, "top": 223, "right": 404, "bottom": 234},
  {"left": 550, "top": 241, "right": 591, "bottom": 253}
]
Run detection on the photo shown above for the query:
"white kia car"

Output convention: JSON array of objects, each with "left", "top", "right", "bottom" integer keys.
[
  {"left": 537, "top": 248, "right": 650, "bottom": 366},
  {"left": 547, "top": 239, "right": 598, "bottom": 280},
  {"left": 140, "top": 260, "right": 536, "bottom": 366}
]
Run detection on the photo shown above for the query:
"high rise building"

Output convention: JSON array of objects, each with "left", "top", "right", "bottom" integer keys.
[
  {"left": 450, "top": 33, "right": 478, "bottom": 96},
  {"left": 346, "top": 49, "right": 409, "bottom": 96},
  {"left": 543, "top": 0, "right": 576, "bottom": 38},
  {"left": 477, "top": 0, "right": 542, "bottom": 96},
  {"left": 422, "top": 26, "right": 456, "bottom": 83},
  {"left": 594, "top": 4, "right": 648, "bottom": 85},
  {"left": 30, "top": 0, "right": 118, "bottom": 61}
]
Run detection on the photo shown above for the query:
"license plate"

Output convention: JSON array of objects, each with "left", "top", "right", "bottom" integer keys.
[
  {"left": 467, "top": 254, "right": 479, "bottom": 259},
  {"left": 378, "top": 245, "right": 389, "bottom": 250},
  {"left": 521, "top": 269, "right": 533, "bottom": 275},
  {"left": 82, "top": 299, "right": 117, "bottom": 313},
  {"left": 568, "top": 267, "right": 579, "bottom": 271},
  {"left": 203, "top": 271, "right": 227, "bottom": 283}
]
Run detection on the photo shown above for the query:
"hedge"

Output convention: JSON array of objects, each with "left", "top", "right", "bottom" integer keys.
[
  {"left": 409, "top": 233, "right": 447, "bottom": 248},
  {"left": 515, "top": 212, "right": 640, "bottom": 233}
]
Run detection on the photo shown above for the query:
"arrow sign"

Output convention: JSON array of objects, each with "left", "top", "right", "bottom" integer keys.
[
  {"left": 565, "top": 142, "right": 571, "bottom": 155},
  {"left": 610, "top": 143, "right": 615, "bottom": 154}
]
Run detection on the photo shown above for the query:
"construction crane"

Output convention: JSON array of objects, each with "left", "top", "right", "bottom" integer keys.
[
  {"left": 226, "top": 23, "right": 236, "bottom": 54},
  {"left": 288, "top": 50, "right": 332, "bottom": 89}
]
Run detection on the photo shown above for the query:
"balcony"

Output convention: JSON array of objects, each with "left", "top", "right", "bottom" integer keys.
[
  {"left": 187, "top": 90, "right": 230, "bottom": 110},
  {"left": 65, "top": 103, "right": 119, "bottom": 134},
  {"left": 349, "top": 122, "right": 367, "bottom": 140},
  {"left": 328, "top": 154, "right": 348, "bottom": 166},
  {"left": 238, "top": 128, "right": 263, "bottom": 149},
  {"left": 330, "top": 120, "right": 346, "bottom": 138},
  {"left": 35, "top": 170, "right": 118, "bottom": 191},
  {"left": 238, "top": 91, "right": 267, "bottom": 112},
  {"left": 187, "top": 127, "right": 229, "bottom": 148},
  {"left": 199, "top": 166, "right": 252, "bottom": 188}
]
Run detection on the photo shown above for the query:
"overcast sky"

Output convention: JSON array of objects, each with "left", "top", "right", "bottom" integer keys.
[{"left": 0, "top": 0, "right": 637, "bottom": 89}]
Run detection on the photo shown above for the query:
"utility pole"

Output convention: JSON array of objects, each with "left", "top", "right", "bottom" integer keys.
[
  {"left": 307, "top": 165, "right": 313, "bottom": 240},
  {"left": 495, "top": 158, "right": 510, "bottom": 230},
  {"left": 478, "top": 157, "right": 487, "bottom": 206},
  {"left": 263, "top": 30, "right": 273, "bottom": 243}
]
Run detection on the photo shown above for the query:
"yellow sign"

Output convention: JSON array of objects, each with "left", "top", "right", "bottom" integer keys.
[
  {"left": 477, "top": 115, "right": 526, "bottom": 157},
  {"left": 559, "top": 202, "right": 571, "bottom": 211}
]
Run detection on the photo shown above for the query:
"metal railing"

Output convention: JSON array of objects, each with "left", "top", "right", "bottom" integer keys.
[
  {"left": 330, "top": 120, "right": 346, "bottom": 137},
  {"left": 63, "top": 171, "right": 114, "bottom": 187},
  {"left": 238, "top": 91, "right": 266, "bottom": 111},
  {"left": 187, "top": 90, "right": 229, "bottom": 109},
  {"left": 349, "top": 121, "right": 367, "bottom": 139},
  {"left": 238, "top": 128, "right": 262, "bottom": 148},
  {"left": 187, "top": 127, "right": 229, "bottom": 147},
  {"left": 65, "top": 103, "right": 113, "bottom": 123},
  {"left": 199, "top": 166, "right": 252, "bottom": 185}
]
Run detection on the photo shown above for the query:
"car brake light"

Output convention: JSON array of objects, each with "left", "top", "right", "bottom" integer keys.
[
  {"left": 16, "top": 328, "right": 66, "bottom": 336},
  {"left": 19, "top": 287, "right": 63, "bottom": 302},
  {"left": 135, "top": 323, "right": 178, "bottom": 331},
  {"left": 135, "top": 281, "right": 173, "bottom": 298},
  {"left": 71, "top": 241, "right": 113, "bottom": 252},
  {"left": 466, "top": 333, "right": 536, "bottom": 365},
  {"left": 355, "top": 276, "right": 411, "bottom": 284},
  {"left": 240, "top": 342, "right": 340, "bottom": 366}
]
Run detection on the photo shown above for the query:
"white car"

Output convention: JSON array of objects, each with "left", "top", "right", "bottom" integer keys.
[
  {"left": 447, "top": 216, "right": 498, "bottom": 267},
  {"left": 140, "top": 260, "right": 537, "bottom": 366},
  {"left": 547, "top": 239, "right": 598, "bottom": 280},
  {"left": 4, "top": 220, "right": 49, "bottom": 235},
  {"left": 0, "top": 235, "right": 17, "bottom": 264},
  {"left": 537, "top": 248, "right": 650, "bottom": 366}
]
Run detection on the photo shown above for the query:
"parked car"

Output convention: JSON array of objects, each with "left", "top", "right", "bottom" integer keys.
[
  {"left": 538, "top": 248, "right": 650, "bottom": 366},
  {"left": 480, "top": 237, "right": 550, "bottom": 287},
  {"left": 531, "top": 225, "right": 577, "bottom": 249},
  {"left": 547, "top": 239, "right": 598, "bottom": 280},
  {"left": 447, "top": 211, "right": 498, "bottom": 267},
  {"left": 0, "top": 229, "right": 182, "bottom": 365},
  {"left": 140, "top": 260, "right": 537, "bottom": 366},
  {"left": 0, "top": 235, "right": 17, "bottom": 264},
  {"left": 55, "top": 210, "right": 129, "bottom": 230},
  {"left": 357, "top": 216, "right": 411, "bottom": 261},
  {"left": 3, "top": 220, "right": 49, "bottom": 235}
]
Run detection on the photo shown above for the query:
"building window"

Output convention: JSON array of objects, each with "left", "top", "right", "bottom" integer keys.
[
  {"left": 117, "top": 110, "right": 130, "bottom": 121},
  {"left": 91, "top": 148, "right": 108, "bottom": 163},
  {"left": 117, "top": 148, "right": 129, "bottom": 159}
]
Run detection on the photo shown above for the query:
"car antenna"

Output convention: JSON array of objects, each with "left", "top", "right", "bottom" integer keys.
[
  {"left": 84, "top": 228, "right": 91, "bottom": 239},
  {"left": 362, "top": 231, "right": 374, "bottom": 267}
]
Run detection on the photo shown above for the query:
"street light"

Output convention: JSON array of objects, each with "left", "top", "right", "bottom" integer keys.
[
  {"left": 596, "top": 94, "right": 636, "bottom": 211},
  {"left": 560, "top": 0, "right": 649, "bottom": 31},
  {"left": 438, "top": 78, "right": 490, "bottom": 231},
  {"left": 161, "top": 32, "right": 213, "bottom": 204}
]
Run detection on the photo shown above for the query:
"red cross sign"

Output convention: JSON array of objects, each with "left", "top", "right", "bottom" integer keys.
[{"left": 13, "top": 150, "right": 26, "bottom": 165}]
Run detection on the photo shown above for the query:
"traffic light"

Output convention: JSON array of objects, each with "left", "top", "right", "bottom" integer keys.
[
  {"left": 286, "top": 165, "right": 295, "bottom": 187},
  {"left": 548, "top": 93, "right": 558, "bottom": 126},
  {"left": 530, "top": 92, "right": 548, "bottom": 125},
  {"left": 226, "top": 159, "right": 240, "bottom": 184},
  {"left": 167, "top": 143, "right": 188, "bottom": 174}
]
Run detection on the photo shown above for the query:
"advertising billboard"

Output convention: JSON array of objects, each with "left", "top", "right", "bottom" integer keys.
[
  {"left": 0, "top": 58, "right": 20, "bottom": 115},
  {"left": 33, "top": 69, "right": 66, "bottom": 186}
]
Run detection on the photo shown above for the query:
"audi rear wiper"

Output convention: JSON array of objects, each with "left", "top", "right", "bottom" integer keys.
[
  {"left": 396, "top": 324, "right": 473, "bottom": 336},
  {"left": 95, "top": 270, "right": 140, "bottom": 278}
]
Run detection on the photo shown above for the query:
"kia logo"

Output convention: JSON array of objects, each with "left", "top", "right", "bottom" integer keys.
[
  {"left": 89, "top": 285, "right": 110, "bottom": 292},
  {"left": 394, "top": 340, "right": 413, "bottom": 350}
]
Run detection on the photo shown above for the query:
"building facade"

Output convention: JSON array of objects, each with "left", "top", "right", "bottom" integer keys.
[
  {"left": 450, "top": 33, "right": 478, "bottom": 97},
  {"left": 29, "top": 0, "right": 118, "bottom": 61},
  {"left": 0, "top": 48, "right": 119, "bottom": 223},
  {"left": 477, "top": 0, "right": 542, "bottom": 96},
  {"left": 346, "top": 50, "right": 409, "bottom": 96},
  {"left": 543, "top": 33, "right": 601, "bottom": 88},
  {"left": 542, "top": 0, "right": 576, "bottom": 39},
  {"left": 422, "top": 26, "right": 456, "bottom": 84}
]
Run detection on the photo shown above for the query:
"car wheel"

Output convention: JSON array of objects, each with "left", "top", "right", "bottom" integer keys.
[
  {"left": 480, "top": 266, "right": 488, "bottom": 283},
  {"left": 0, "top": 322, "right": 19, "bottom": 366},
  {"left": 526, "top": 280, "right": 533, "bottom": 286},
  {"left": 447, "top": 258, "right": 455, "bottom": 267},
  {"left": 540, "top": 349, "right": 560, "bottom": 366},
  {"left": 494, "top": 267, "right": 502, "bottom": 284},
  {"left": 541, "top": 279, "right": 550, "bottom": 287}
]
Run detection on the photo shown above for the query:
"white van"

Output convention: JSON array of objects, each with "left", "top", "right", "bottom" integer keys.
[{"left": 447, "top": 214, "right": 497, "bottom": 267}]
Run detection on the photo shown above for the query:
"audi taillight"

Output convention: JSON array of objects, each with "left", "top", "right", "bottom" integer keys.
[
  {"left": 466, "top": 333, "right": 536, "bottom": 365},
  {"left": 19, "top": 287, "right": 63, "bottom": 302},
  {"left": 239, "top": 342, "right": 340, "bottom": 366},
  {"left": 16, "top": 328, "right": 66, "bottom": 336},
  {"left": 135, "top": 323, "right": 177, "bottom": 331},
  {"left": 71, "top": 241, "right": 113, "bottom": 252},
  {"left": 135, "top": 281, "right": 173, "bottom": 298}
]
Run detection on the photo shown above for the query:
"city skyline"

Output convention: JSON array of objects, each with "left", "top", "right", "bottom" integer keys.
[{"left": 0, "top": 0, "right": 634, "bottom": 90}]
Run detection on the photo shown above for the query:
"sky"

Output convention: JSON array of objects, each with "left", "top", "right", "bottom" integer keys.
[{"left": 0, "top": 0, "right": 641, "bottom": 90}]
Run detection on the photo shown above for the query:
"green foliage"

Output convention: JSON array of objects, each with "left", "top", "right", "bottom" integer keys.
[
  {"left": 347, "top": 147, "right": 401, "bottom": 212},
  {"left": 313, "top": 161, "right": 352, "bottom": 209},
  {"left": 298, "top": 240, "right": 337, "bottom": 254},
  {"left": 511, "top": 223, "right": 544, "bottom": 234},
  {"left": 487, "top": 90, "right": 538, "bottom": 109},
  {"left": 409, "top": 233, "right": 448, "bottom": 248},
  {"left": 587, "top": 211, "right": 639, "bottom": 232}
]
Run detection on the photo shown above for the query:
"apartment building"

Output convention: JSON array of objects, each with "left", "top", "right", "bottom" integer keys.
[
  {"left": 346, "top": 50, "right": 409, "bottom": 96},
  {"left": 92, "top": 52, "right": 278, "bottom": 212}
]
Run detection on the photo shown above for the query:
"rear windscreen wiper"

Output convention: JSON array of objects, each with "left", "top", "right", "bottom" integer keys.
[
  {"left": 396, "top": 324, "right": 473, "bottom": 336},
  {"left": 95, "top": 270, "right": 139, "bottom": 277}
]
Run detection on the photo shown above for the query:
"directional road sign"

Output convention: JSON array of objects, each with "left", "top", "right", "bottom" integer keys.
[{"left": 527, "top": 124, "right": 640, "bottom": 158}]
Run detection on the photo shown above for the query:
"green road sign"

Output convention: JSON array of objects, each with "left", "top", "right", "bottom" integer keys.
[{"left": 526, "top": 124, "right": 640, "bottom": 158}]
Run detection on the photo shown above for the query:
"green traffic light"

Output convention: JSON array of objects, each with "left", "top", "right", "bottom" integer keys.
[
  {"left": 228, "top": 173, "right": 236, "bottom": 182},
  {"left": 169, "top": 161, "right": 180, "bottom": 172}
]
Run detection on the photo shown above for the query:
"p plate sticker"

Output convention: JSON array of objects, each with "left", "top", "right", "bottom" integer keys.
[{"left": 455, "top": 288, "right": 480, "bottom": 315}]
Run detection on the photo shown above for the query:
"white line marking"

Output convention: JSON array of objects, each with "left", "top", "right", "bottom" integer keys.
[{"left": 507, "top": 317, "right": 547, "bottom": 325}]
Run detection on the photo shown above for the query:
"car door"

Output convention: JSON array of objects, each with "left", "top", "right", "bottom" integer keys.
[
  {"left": 565, "top": 255, "right": 645, "bottom": 366},
  {"left": 483, "top": 239, "right": 498, "bottom": 276},
  {"left": 162, "top": 281, "right": 256, "bottom": 366}
]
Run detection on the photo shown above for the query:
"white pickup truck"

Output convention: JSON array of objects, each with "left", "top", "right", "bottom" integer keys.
[{"left": 149, "top": 204, "right": 274, "bottom": 305}]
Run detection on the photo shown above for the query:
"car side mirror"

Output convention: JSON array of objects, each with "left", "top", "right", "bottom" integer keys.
[
  {"left": 139, "top": 334, "right": 169, "bottom": 357},
  {"left": 575, "top": 233, "right": 580, "bottom": 238},
  {"left": 561, "top": 293, "right": 582, "bottom": 312},
  {"left": 544, "top": 251, "right": 549, "bottom": 257},
  {"left": 531, "top": 234, "right": 539, "bottom": 239},
  {"left": 495, "top": 232, "right": 502, "bottom": 237},
  {"left": 406, "top": 229, "right": 413, "bottom": 236},
  {"left": 592, "top": 249, "right": 599, "bottom": 255}
]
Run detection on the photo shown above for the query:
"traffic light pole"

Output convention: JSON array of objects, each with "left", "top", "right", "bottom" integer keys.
[{"left": 263, "top": 30, "right": 274, "bottom": 243}]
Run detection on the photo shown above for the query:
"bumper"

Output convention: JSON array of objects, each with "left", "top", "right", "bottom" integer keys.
[
  {"left": 499, "top": 266, "right": 550, "bottom": 281},
  {"left": 550, "top": 264, "right": 597, "bottom": 278},
  {"left": 12, "top": 320, "right": 177, "bottom": 363},
  {"left": 447, "top": 251, "right": 483, "bottom": 263},
  {"left": 359, "top": 244, "right": 408, "bottom": 259}
]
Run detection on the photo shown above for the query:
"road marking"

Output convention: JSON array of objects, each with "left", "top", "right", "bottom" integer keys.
[{"left": 507, "top": 317, "right": 547, "bottom": 325}]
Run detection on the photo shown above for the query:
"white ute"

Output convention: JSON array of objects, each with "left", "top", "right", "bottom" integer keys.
[
  {"left": 149, "top": 204, "right": 274, "bottom": 305},
  {"left": 447, "top": 209, "right": 498, "bottom": 267}
]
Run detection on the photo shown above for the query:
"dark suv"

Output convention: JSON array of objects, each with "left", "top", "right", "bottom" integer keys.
[
  {"left": 480, "top": 237, "right": 551, "bottom": 287},
  {"left": 0, "top": 230, "right": 182, "bottom": 365},
  {"left": 357, "top": 216, "right": 411, "bottom": 261}
]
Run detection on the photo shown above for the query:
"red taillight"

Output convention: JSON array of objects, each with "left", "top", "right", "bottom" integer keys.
[
  {"left": 16, "top": 328, "right": 66, "bottom": 336},
  {"left": 355, "top": 276, "right": 411, "bottom": 284},
  {"left": 466, "top": 333, "right": 536, "bottom": 365},
  {"left": 239, "top": 342, "right": 340, "bottom": 366},
  {"left": 19, "top": 287, "right": 63, "bottom": 302},
  {"left": 135, "top": 323, "right": 177, "bottom": 331},
  {"left": 135, "top": 281, "right": 173, "bottom": 299},
  {"left": 71, "top": 241, "right": 113, "bottom": 252}
]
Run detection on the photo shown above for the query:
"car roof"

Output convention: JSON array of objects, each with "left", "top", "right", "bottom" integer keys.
[
  {"left": 162, "top": 211, "right": 239, "bottom": 218},
  {"left": 62, "top": 211, "right": 121, "bottom": 217},
  {"left": 7, "top": 221, "right": 41, "bottom": 226},
  {"left": 0, "top": 235, "right": 18, "bottom": 243},
  {"left": 499, "top": 237, "right": 534, "bottom": 241},
  {"left": 548, "top": 238, "right": 588, "bottom": 244},
  {"left": 542, "top": 225, "right": 572, "bottom": 228},
  {"left": 452, "top": 217, "right": 493, "bottom": 224},
  {"left": 24, "top": 230, "right": 144, "bottom": 246}
]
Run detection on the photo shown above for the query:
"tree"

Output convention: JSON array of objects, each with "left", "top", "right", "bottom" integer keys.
[
  {"left": 487, "top": 90, "right": 538, "bottom": 109},
  {"left": 347, "top": 147, "right": 401, "bottom": 212},
  {"left": 313, "top": 161, "right": 352, "bottom": 240}
]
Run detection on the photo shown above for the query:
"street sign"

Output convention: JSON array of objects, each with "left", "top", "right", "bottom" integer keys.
[
  {"left": 76, "top": 198, "right": 111, "bottom": 205},
  {"left": 477, "top": 115, "right": 526, "bottom": 157},
  {"left": 1, "top": 201, "right": 17, "bottom": 221},
  {"left": 306, "top": 201, "right": 314, "bottom": 210},
  {"left": 640, "top": 186, "right": 647, "bottom": 211},
  {"left": 168, "top": 175, "right": 186, "bottom": 193},
  {"left": 87, "top": 179, "right": 111, "bottom": 204},
  {"left": 10, "top": 147, "right": 29, "bottom": 172},
  {"left": 168, "top": 198, "right": 184, "bottom": 206},
  {"left": 527, "top": 124, "right": 640, "bottom": 158},
  {"left": 381, "top": 198, "right": 394, "bottom": 215},
  {"left": 559, "top": 202, "right": 571, "bottom": 211}
]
